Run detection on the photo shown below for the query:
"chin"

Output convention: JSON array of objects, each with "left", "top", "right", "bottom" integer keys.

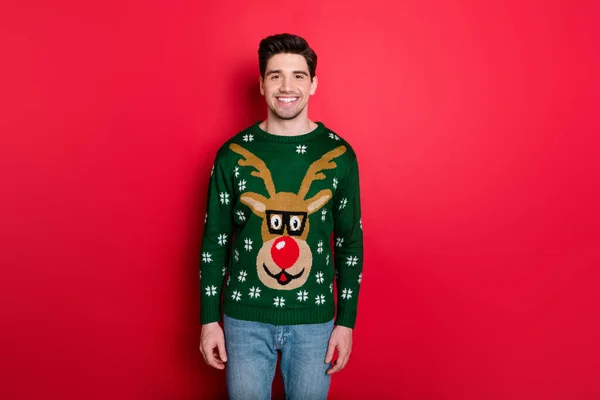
[{"left": 271, "top": 106, "right": 305, "bottom": 121}]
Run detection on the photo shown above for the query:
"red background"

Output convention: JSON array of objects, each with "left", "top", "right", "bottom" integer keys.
[{"left": 1, "top": 0, "right": 599, "bottom": 399}]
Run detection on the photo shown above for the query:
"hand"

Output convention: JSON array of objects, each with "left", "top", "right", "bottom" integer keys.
[
  {"left": 199, "top": 322, "right": 228, "bottom": 370},
  {"left": 325, "top": 325, "right": 353, "bottom": 374}
]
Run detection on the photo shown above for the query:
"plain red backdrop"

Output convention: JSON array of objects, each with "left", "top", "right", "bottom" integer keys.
[{"left": 1, "top": 0, "right": 598, "bottom": 399}]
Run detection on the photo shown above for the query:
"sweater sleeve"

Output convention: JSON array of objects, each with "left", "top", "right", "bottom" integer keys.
[
  {"left": 199, "top": 151, "right": 234, "bottom": 325},
  {"left": 332, "top": 153, "right": 364, "bottom": 329}
]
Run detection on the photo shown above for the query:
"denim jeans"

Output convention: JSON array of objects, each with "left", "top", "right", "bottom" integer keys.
[{"left": 223, "top": 314, "right": 334, "bottom": 400}]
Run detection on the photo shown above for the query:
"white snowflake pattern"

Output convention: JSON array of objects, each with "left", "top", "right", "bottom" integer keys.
[
  {"left": 244, "top": 238, "right": 253, "bottom": 251},
  {"left": 236, "top": 210, "right": 246, "bottom": 222},
  {"left": 238, "top": 270, "right": 247, "bottom": 282},
  {"left": 234, "top": 249, "right": 239, "bottom": 262},
  {"left": 315, "top": 271, "right": 324, "bottom": 284},
  {"left": 210, "top": 164, "right": 214, "bottom": 176},
  {"left": 243, "top": 133, "right": 254, "bottom": 142},
  {"left": 199, "top": 270, "right": 202, "bottom": 280},
  {"left": 238, "top": 179, "right": 246, "bottom": 191},
  {"left": 297, "top": 290, "right": 309, "bottom": 302},
  {"left": 328, "top": 132, "right": 340, "bottom": 141},
  {"left": 202, "top": 252, "right": 213, "bottom": 263},
  {"left": 222, "top": 267, "right": 226, "bottom": 276},
  {"left": 204, "top": 212, "right": 207, "bottom": 224},
  {"left": 315, "top": 294, "right": 326, "bottom": 305},
  {"left": 326, "top": 254, "right": 330, "bottom": 265},
  {"left": 333, "top": 177, "right": 338, "bottom": 189},
  {"left": 219, "top": 192, "right": 230, "bottom": 205},
  {"left": 358, "top": 273, "right": 362, "bottom": 284},
  {"left": 249, "top": 286, "right": 261, "bottom": 298},
  {"left": 338, "top": 198, "right": 347, "bottom": 210},
  {"left": 217, "top": 233, "right": 228, "bottom": 246},
  {"left": 205, "top": 285, "right": 217, "bottom": 296},
  {"left": 317, "top": 241, "right": 323, "bottom": 254},
  {"left": 321, "top": 209, "right": 327, "bottom": 221},
  {"left": 335, "top": 237, "right": 344, "bottom": 248},
  {"left": 341, "top": 288, "right": 353, "bottom": 299},
  {"left": 274, "top": 297, "right": 285, "bottom": 307},
  {"left": 231, "top": 290, "right": 241, "bottom": 301},
  {"left": 227, "top": 276, "right": 231, "bottom": 286},
  {"left": 296, "top": 145, "right": 307, "bottom": 154},
  {"left": 329, "top": 283, "right": 333, "bottom": 293},
  {"left": 346, "top": 256, "right": 359, "bottom": 267},
  {"left": 234, "top": 166, "right": 240, "bottom": 178}
]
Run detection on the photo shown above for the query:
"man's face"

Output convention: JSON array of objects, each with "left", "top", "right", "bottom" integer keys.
[{"left": 260, "top": 53, "right": 318, "bottom": 121}]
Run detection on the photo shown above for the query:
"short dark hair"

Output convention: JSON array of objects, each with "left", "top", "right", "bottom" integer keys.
[{"left": 258, "top": 33, "right": 317, "bottom": 80}]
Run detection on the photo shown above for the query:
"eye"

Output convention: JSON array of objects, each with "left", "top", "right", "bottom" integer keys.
[
  {"left": 289, "top": 215, "right": 302, "bottom": 231},
  {"left": 270, "top": 214, "right": 283, "bottom": 230},
  {"left": 270, "top": 74, "right": 280, "bottom": 80},
  {"left": 295, "top": 74, "right": 304, "bottom": 79}
]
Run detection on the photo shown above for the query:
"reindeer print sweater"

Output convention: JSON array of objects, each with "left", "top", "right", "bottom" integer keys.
[{"left": 199, "top": 121, "right": 364, "bottom": 329}]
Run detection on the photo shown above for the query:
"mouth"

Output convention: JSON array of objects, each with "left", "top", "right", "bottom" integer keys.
[
  {"left": 276, "top": 96, "right": 299, "bottom": 106},
  {"left": 263, "top": 263, "right": 305, "bottom": 285}
]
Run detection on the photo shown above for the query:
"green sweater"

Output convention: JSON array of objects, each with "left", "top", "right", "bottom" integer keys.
[{"left": 199, "top": 121, "right": 364, "bottom": 329}]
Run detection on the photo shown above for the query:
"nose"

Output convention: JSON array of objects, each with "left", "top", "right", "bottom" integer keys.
[
  {"left": 270, "top": 236, "right": 299, "bottom": 270},
  {"left": 280, "top": 76, "right": 294, "bottom": 93}
]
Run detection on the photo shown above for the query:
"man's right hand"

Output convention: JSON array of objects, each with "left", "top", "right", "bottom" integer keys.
[{"left": 199, "top": 321, "right": 227, "bottom": 370}]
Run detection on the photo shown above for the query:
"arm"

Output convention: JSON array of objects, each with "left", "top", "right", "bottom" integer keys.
[
  {"left": 326, "top": 152, "right": 364, "bottom": 374},
  {"left": 199, "top": 152, "right": 234, "bottom": 324},
  {"left": 332, "top": 152, "right": 364, "bottom": 329},
  {"left": 198, "top": 151, "right": 234, "bottom": 369}
]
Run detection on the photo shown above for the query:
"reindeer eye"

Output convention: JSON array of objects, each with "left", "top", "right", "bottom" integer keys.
[
  {"left": 289, "top": 215, "right": 302, "bottom": 231},
  {"left": 270, "top": 214, "right": 283, "bottom": 230}
]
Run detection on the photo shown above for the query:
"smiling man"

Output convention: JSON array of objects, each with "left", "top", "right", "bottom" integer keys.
[{"left": 198, "top": 33, "right": 364, "bottom": 400}]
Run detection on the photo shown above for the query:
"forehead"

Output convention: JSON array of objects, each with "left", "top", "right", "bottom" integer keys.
[{"left": 266, "top": 53, "right": 309, "bottom": 73}]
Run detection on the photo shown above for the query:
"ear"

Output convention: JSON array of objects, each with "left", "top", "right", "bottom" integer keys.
[
  {"left": 310, "top": 75, "right": 318, "bottom": 95},
  {"left": 305, "top": 189, "right": 331, "bottom": 214},
  {"left": 240, "top": 192, "right": 269, "bottom": 217},
  {"left": 259, "top": 75, "right": 265, "bottom": 96}
]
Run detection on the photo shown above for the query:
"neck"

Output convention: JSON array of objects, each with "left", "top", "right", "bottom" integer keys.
[{"left": 260, "top": 109, "right": 318, "bottom": 137}]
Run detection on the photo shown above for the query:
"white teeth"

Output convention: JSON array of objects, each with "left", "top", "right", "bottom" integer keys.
[{"left": 278, "top": 97, "right": 298, "bottom": 103}]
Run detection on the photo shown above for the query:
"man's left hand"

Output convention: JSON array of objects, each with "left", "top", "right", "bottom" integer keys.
[{"left": 325, "top": 325, "right": 353, "bottom": 374}]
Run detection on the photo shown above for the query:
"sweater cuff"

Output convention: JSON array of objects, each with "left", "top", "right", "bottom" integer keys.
[
  {"left": 335, "top": 309, "right": 357, "bottom": 329},
  {"left": 200, "top": 303, "right": 222, "bottom": 325}
]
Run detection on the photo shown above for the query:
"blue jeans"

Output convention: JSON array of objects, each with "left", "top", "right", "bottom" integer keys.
[{"left": 223, "top": 314, "right": 334, "bottom": 400}]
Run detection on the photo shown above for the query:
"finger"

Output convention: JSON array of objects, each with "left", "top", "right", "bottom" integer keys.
[
  {"left": 199, "top": 343, "right": 207, "bottom": 364},
  {"left": 327, "top": 358, "right": 343, "bottom": 375},
  {"left": 324, "top": 342, "right": 336, "bottom": 363},
  {"left": 338, "top": 351, "right": 350, "bottom": 372},
  {"left": 206, "top": 349, "right": 225, "bottom": 370},
  {"left": 202, "top": 342, "right": 225, "bottom": 370},
  {"left": 217, "top": 341, "right": 228, "bottom": 363},
  {"left": 327, "top": 348, "right": 350, "bottom": 374}
]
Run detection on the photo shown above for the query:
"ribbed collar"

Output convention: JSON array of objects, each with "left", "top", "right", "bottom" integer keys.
[{"left": 251, "top": 121, "right": 326, "bottom": 143}]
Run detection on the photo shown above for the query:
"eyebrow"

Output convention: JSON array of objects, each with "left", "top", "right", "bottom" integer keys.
[{"left": 266, "top": 70, "right": 309, "bottom": 76}]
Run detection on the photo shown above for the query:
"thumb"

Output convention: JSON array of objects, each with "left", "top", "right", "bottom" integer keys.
[
  {"left": 218, "top": 341, "right": 228, "bottom": 362},
  {"left": 325, "top": 341, "right": 336, "bottom": 363}
]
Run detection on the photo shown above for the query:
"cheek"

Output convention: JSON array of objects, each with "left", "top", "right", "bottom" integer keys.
[{"left": 305, "top": 83, "right": 315, "bottom": 96}]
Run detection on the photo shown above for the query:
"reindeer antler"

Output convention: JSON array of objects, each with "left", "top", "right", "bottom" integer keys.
[
  {"left": 229, "top": 143, "right": 277, "bottom": 198},
  {"left": 298, "top": 145, "right": 347, "bottom": 200}
]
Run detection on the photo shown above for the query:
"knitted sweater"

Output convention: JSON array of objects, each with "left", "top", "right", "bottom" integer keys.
[{"left": 199, "top": 121, "right": 364, "bottom": 329}]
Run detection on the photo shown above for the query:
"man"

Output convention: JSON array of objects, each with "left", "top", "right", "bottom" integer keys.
[{"left": 198, "top": 33, "right": 364, "bottom": 400}]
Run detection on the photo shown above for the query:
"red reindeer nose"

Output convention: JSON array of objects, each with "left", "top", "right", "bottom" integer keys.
[{"left": 271, "top": 236, "right": 299, "bottom": 270}]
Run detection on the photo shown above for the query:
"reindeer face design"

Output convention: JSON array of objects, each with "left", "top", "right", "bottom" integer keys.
[{"left": 229, "top": 143, "right": 347, "bottom": 290}]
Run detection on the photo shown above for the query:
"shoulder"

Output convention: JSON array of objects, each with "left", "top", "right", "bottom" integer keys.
[
  {"left": 214, "top": 123, "right": 258, "bottom": 164},
  {"left": 320, "top": 123, "right": 360, "bottom": 167}
]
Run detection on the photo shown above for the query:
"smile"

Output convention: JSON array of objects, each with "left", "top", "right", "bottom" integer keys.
[
  {"left": 276, "top": 97, "right": 299, "bottom": 105},
  {"left": 263, "top": 263, "right": 305, "bottom": 285}
]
